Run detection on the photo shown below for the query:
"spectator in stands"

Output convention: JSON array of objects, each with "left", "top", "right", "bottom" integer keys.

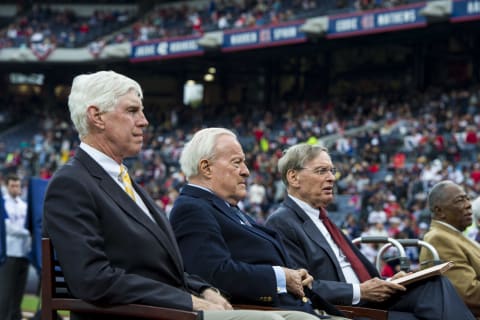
[
  {"left": 169, "top": 127, "right": 346, "bottom": 319},
  {"left": 42, "top": 70, "right": 303, "bottom": 320},
  {"left": 420, "top": 180, "right": 480, "bottom": 317},
  {"left": 466, "top": 196, "right": 480, "bottom": 243},
  {"left": 0, "top": 174, "right": 31, "bottom": 320},
  {"left": 266, "top": 143, "right": 475, "bottom": 319}
]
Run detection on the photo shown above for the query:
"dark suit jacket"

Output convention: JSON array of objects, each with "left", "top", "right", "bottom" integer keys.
[
  {"left": 43, "top": 148, "right": 210, "bottom": 320},
  {"left": 169, "top": 185, "right": 337, "bottom": 314},
  {"left": 265, "top": 196, "right": 378, "bottom": 305},
  {"left": 266, "top": 197, "right": 477, "bottom": 320}
]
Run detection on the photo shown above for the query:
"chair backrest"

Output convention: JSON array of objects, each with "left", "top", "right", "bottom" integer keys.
[{"left": 41, "top": 237, "right": 200, "bottom": 320}]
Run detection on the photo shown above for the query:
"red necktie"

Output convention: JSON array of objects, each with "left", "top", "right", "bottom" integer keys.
[{"left": 319, "top": 207, "right": 371, "bottom": 282}]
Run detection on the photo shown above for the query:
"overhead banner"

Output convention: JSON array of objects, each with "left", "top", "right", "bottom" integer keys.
[
  {"left": 130, "top": 35, "right": 204, "bottom": 63},
  {"left": 327, "top": 3, "right": 427, "bottom": 39},
  {"left": 451, "top": 0, "right": 480, "bottom": 22},
  {"left": 129, "top": 1, "right": 480, "bottom": 62},
  {"left": 222, "top": 21, "right": 307, "bottom": 52}
]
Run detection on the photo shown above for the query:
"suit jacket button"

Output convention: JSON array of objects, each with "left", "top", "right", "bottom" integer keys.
[{"left": 302, "top": 297, "right": 309, "bottom": 303}]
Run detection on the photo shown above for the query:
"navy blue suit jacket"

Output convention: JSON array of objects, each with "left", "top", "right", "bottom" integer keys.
[
  {"left": 170, "top": 185, "right": 338, "bottom": 315},
  {"left": 43, "top": 149, "right": 210, "bottom": 320}
]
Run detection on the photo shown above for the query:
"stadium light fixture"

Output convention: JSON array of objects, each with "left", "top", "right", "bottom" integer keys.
[
  {"left": 197, "top": 31, "right": 224, "bottom": 49},
  {"left": 419, "top": 0, "right": 452, "bottom": 21},
  {"left": 300, "top": 16, "right": 329, "bottom": 37}
]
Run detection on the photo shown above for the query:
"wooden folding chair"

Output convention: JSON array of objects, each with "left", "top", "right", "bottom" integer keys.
[{"left": 41, "top": 237, "right": 200, "bottom": 320}]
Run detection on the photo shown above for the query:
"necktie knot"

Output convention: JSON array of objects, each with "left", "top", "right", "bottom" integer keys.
[
  {"left": 119, "top": 165, "right": 136, "bottom": 201},
  {"left": 318, "top": 208, "right": 327, "bottom": 220}
]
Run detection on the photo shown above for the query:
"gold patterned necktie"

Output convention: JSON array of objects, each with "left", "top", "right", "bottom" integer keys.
[{"left": 119, "top": 165, "right": 136, "bottom": 201}]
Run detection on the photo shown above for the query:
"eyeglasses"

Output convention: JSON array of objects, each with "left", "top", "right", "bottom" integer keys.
[{"left": 298, "top": 167, "right": 337, "bottom": 176}]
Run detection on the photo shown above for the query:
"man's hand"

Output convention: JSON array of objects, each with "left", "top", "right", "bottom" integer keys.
[
  {"left": 192, "top": 292, "right": 233, "bottom": 311},
  {"left": 391, "top": 271, "right": 410, "bottom": 280},
  {"left": 201, "top": 288, "right": 232, "bottom": 310},
  {"left": 299, "top": 268, "right": 314, "bottom": 289},
  {"left": 359, "top": 277, "right": 406, "bottom": 302},
  {"left": 284, "top": 267, "right": 314, "bottom": 297}
]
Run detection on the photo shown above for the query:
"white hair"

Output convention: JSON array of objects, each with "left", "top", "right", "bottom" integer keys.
[
  {"left": 68, "top": 70, "right": 143, "bottom": 139},
  {"left": 179, "top": 128, "right": 236, "bottom": 179}
]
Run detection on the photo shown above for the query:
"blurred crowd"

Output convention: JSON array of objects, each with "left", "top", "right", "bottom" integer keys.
[
  {"left": 2, "top": 85, "right": 480, "bottom": 267},
  {"left": 0, "top": 0, "right": 422, "bottom": 49}
]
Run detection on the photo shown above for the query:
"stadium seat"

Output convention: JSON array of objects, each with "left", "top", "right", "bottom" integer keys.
[{"left": 41, "top": 237, "right": 200, "bottom": 320}]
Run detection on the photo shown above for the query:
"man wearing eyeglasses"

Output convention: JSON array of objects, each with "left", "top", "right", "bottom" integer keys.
[{"left": 266, "top": 143, "right": 475, "bottom": 320}]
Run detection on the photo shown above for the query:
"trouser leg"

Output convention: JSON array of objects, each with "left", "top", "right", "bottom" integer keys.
[
  {"left": 382, "top": 275, "right": 475, "bottom": 320},
  {"left": 11, "top": 258, "right": 30, "bottom": 320},
  {"left": 0, "top": 257, "right": 27, "bottom": 320},
  {"left": 204, "top": 310, "right": 349, "bottom": 320}
]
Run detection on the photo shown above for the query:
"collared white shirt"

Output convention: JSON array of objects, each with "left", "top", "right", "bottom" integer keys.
[
  {"left": 4, "top": 192, "right": 31, "bottom": 258},
  {"left": 288, "top": 195, "right": 362, "bottom": 304},
  {"left": 80, "top": 143, "right": 155, "bottom": 222}
]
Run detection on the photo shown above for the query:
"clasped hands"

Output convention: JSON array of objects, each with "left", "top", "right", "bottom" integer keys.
[
  {"left": 192, "top": 287, "right": 233, "bottom": 311},
  {"left": 283, "top": 267, "right": 314, "bottom": 298},
  {"left": 192, "top": 268, "right": 314, "bottom": 311}
]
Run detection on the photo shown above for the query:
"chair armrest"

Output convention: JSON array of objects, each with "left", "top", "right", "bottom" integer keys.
[{"left": 336, "top": 305, "right": 388, "bottom": 320}]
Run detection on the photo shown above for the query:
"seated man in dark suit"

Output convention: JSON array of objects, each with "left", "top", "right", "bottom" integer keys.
[
  {"left": 265, "top": 143, "right": 475, "bottom": 320},
  {"left": 170, "top": 128, "right": 347, "bottom": 320},
  {"left": 43, "top": 71, "right": 320, "bottom": 320}
]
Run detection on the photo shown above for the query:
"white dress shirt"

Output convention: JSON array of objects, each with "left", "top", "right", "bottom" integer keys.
[
  {"left": 288, "top": 195, "right": 362, "bottom": 304},
  {"left": 80, "top": 142, "right": 155, "bottom": 222},
  {"left": 4, "top": 192, "right": 31, "bottom": 258}
]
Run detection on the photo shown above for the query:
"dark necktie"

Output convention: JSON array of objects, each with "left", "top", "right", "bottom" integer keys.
[
  {"left": 231, "top": 206, "right": 252, "bottom": 226},
  {"left": 319, "top": 207, "right": 371, "bottom": 282}
]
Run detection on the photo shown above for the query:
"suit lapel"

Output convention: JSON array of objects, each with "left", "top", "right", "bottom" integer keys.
[
  {"left": 283, "top": 197, "right": 348, "bottom": 280},
  {"left": 285, "top": 197, "right": 379, "bottom": 278},
  {"left": 76, "top": 149, "right": 185, "bottom": 276},
  {"left": 182, "top": 185, "right": 291, "bottom": 263}
]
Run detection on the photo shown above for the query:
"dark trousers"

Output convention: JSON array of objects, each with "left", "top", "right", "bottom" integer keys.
[
  {"left": 0, "top": 257, "right": 30, "bottom": 320},
  {"left": 367, "top": 275, "right": 475, "bottom": 320}
]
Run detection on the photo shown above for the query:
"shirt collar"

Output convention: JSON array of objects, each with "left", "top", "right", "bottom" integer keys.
[
  {"left": 288, "top": 194, "right": 321, "bottom": 221},
  {"left": 433, "top": 219, "right": 462, "bottom": 233},
  {"left": 79, "top": 142, "right": 123, "bottom": 178}
]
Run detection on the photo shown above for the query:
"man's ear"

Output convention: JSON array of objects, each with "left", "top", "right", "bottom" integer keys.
[
  {"left": 86, "top": 106, "right": 105, "bottom": 130},
  {"left": 432, "top": 206, "right": 444, "bottom": 219},
  {"left": 199, "top": 159, "right": 211, "bottom": 177},
  {"left": 286, "top": 169, "right": 300, "bottom": 188}
]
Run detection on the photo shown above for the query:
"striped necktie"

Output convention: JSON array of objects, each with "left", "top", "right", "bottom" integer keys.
[{"left": 119, "top": 165, "right": 136, "bottom": 201}]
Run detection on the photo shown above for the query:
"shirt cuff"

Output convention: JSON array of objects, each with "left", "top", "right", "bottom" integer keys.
[
  {"left": 273, "top": 266, "right": 287, "bottom": 293},
  {"left": 352, "top": 283, "right": 361, "bottom": 305}
]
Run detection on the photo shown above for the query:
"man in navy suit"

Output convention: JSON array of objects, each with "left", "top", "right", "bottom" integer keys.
[
  {"left": 43, "top": 71, "right": 313, "bottom": 320},
  {"left": 170, "top": 128, "right": 346, "bottom": 320},
  {"left": 265, "top": 143, "right": 475, "bottom": 320}
]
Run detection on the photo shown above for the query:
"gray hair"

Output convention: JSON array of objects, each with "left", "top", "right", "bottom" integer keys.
[
  {"left": 427, "top": 180, "right": 454, "bottom": 218},
  {"left": 68, "top": 70, "right": 143, "bottom": 139},
  {"left": 180, "top": 127, "right": 237, "bottom": 179},
  {"left": 278, "top": 143, "right": 328, "bottom": 187}
]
